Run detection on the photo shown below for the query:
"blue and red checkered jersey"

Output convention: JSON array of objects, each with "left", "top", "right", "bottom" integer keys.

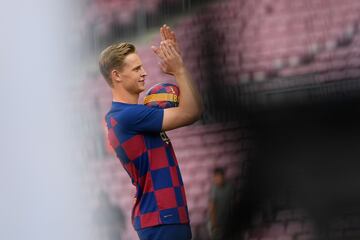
[{"left": 105, "top": 101, "right": 190, "bottom": 230}]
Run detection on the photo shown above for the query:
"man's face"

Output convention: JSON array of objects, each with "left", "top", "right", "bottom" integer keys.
[
  {"left": 213, "top": 173, "right": 225, "bottom": 187},
  {"left": 116, "top": 53, "right": 147, "bottom": 94}
]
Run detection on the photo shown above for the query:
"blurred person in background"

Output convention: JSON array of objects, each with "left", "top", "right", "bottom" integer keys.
[
  {"left": 99, "top": 25, "right": 202, "bottom": 240},
  {"left": 208, "top": 167, "right": 235, "bottom": 240}
]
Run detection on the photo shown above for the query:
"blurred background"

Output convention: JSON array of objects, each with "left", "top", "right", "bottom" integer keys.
[{"left": 2, "top": 0, "right": 360, "bottom": 239}]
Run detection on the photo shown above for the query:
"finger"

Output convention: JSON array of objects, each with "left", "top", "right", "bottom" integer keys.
[
  {"left": 151, "top": 45, "right": 164, "bottom": 59},
  {"left": 160, "top": 61, "right": 166, "bottom": 69},
  {"left": 164, "top": 24, "right": 171, "bottom": 33},
  {"left": 159, "top": 61, "right": 167, "bottom": 73},
  {"left": 164, "top": 41, "right": 176, "bottom": 58},
  {"left": 166, "top": 42, "right": 180, "bottom": 62},
  {"left": 163, "top": 25, "right": 172, "bottom": 41},
  {"left": 170, "top": 31, "right": 177, "bottom": 42},
  {"left": 151, "top": 46, "right": 161, "bottom": 57},
  {"left": 168, "top": 39, "right": 180, "bottom": 54},
  {"left": 160, "top": 25, "right": 166, "bottom": 41},
  {"left": 174, "top": 45, "right": 181, "bottom": 54},
  {"left": 160, "top": 41, "right": 171, "bottom": 59},
  {"left": 168, "top": 42, "right": 180, "bottom": 58},
  {"left": 151, "top": 45, "right": 160, "bottom": 55},
  {"left": 166, "top": 39, "right": 176, "bottom": 48},
  {"left": 168, "top": 30, "right": 180, "bottom": 53},
  {"left": 151, "top": 45, "right": 158, "bottom": 52},
  {"left": 165, "top": 26, "right": 172, "bottom": 40},
  {"left": 160, "top": 47, "right": 170, "bottom": 60},
  {"left": 167, "top": 28, "right": 177, "bottom": 43}
]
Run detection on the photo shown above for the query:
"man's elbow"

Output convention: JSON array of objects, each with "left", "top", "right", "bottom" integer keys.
[
  {"left": 188, "top": 108, "right": 203, "bottom": 124},
  {"left": 193, "top": 103, "right": 203, "bottom": 121},
  {"left": 180, "top": 104, "right": 203, "bottom": 125},
  {"left": 193, "top": 110, "right": 202, "bottom": 122}
]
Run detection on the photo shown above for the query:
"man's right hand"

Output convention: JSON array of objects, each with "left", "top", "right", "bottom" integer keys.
[
  {"left": 151, "top": 24, "right": 182, "bottom": 75},
  {"left": 151, "top": 24, "right": 203, "bottom": 131},
  {"left": 160, "top": 24, "right": 181, "bottom": 54},
  {"left": 155, "top": 40, "right": 184, "bottom": 76}
]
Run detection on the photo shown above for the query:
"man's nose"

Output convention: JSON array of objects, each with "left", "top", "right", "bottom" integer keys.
[{"left": 141, "top": 68, "right": 147, "bottom": 77}]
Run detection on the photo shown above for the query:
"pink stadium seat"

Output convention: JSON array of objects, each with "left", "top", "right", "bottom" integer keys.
[
  {"left": 227, "top": 166, "right": 240, "bottom": 179},
  {"left": 292, "top": 209, "right": 309, "bottom": 219},
  {"left": 203, "top": 132, "right": 224, "bottom": 145},
  {"left": 268, "top": 223, "right": 286, "bottom": 237},
  {"left": 295, "top": 233, "right": 316, "bottom": 240},
  {"left": 276, "top": 210, "right": 293, "bottom": 221},
  {"left": 302, "top": 220, "right": 315, "bottom": 233},
  {"left": 277, "top": 236, "right": 292, "bottom": 240},
  {"left": 187, "top": 184, "right": 203, "bottom": 199},
  {"left": 193, "top": 170, "right": 210, "bottom": 183},
  {"left": 90, "top": 0, "right": 360, "bottom": 239},
  {"left": 286, "top": 221, "right": 303, "bottom": 235}
]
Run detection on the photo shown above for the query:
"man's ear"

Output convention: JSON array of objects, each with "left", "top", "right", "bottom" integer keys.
[{"left": 111, "top": 69, "right": 122, "bottom": 84}]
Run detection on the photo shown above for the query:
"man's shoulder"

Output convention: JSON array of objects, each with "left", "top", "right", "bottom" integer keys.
[
  {"left": 106, "top": 103, "right": 164, "bottom": 134},
  {"left": 107, "top": 104, "right": 142, "bottom": 119},
  {"left": 107, "top": 104, "right": 158, "bottom": 125},
  {"left": 113, "top": 104, "right": 152, "bottom": 114}
]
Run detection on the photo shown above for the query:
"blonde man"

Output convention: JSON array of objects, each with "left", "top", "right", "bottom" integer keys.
[{"left": 99, "top": 25, "right": 202, "bottom": 240}]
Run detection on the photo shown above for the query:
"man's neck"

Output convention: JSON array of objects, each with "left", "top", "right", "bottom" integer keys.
[{"left": 112, "top": 89, "right": 139, "bottom": 104}]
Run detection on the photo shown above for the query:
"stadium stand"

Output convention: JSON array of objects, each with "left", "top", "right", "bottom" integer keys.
[{"left": 85, "top": 0, "right": 360, "bottom": 239}]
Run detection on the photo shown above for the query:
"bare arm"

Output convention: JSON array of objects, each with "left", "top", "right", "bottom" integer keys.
[
  {"left": 162, "top": 62, "right": 202, "bottom": 131},
  {"left": 152, "top": 26, "right": 203, "bottom": 131}
]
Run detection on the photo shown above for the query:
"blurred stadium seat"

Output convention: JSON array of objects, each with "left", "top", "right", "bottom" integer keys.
[{"left": 85, "top": 0, "right": 360, "bottom": 239}]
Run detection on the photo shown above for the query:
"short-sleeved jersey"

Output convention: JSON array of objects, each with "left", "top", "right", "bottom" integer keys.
[{"left": 105, "top": 101, "right": 190, "bottom": 230}]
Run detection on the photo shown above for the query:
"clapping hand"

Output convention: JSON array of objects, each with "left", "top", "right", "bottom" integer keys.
[
  {"left": 152, "top": 24, "right": 184, "bottom": 75},
  {"left": 160, "top": 24, "right": 181, "bottom": 54}
]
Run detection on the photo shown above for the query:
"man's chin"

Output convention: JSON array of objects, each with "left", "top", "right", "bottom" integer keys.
[{"left": 137, "top": 87, "right": 145, "bottom": 94}]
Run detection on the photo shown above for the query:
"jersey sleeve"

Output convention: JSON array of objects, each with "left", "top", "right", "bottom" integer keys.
[{"left": 121, "top": 105, "right": 164, "bottom": 133}]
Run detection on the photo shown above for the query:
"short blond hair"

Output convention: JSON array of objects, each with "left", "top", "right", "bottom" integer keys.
[{"left": 99, "top": 42, "right": 136, "bottom": 87}]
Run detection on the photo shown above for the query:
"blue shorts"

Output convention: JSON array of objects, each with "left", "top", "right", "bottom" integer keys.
[{"left": 136, "top": 224, "right": 192, "bottom": 240}]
